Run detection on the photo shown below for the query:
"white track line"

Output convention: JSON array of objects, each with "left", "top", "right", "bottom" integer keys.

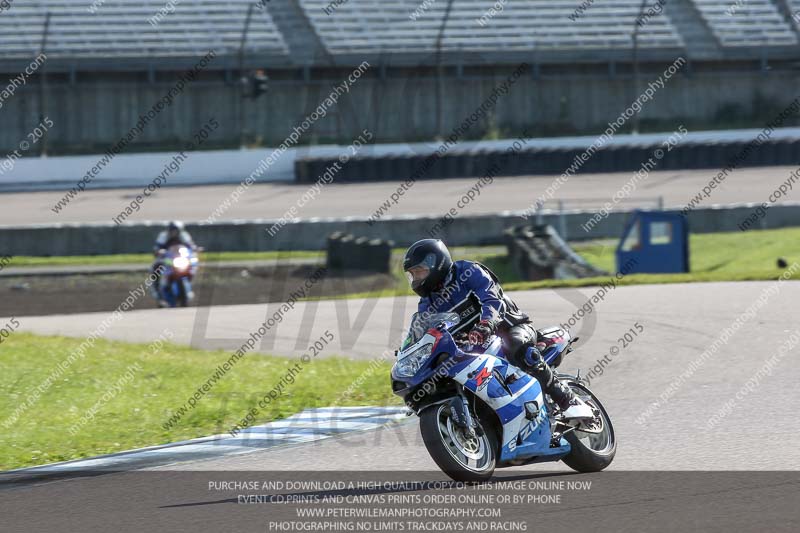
[{"left": 2, "top": 407, "right": 409, "bottom": 479}]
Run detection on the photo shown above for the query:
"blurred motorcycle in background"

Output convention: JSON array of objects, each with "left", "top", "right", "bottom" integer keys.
[{"left": 154, "top": 244, "right": 200, "bottom": 308}]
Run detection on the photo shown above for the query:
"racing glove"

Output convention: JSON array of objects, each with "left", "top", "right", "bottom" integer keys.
[{"left": 468, "top": 319, "right": 496, "bottom": 346}]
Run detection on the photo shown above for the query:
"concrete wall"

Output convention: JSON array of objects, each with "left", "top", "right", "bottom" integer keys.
[
  {"left": 2, "top": 66, "right": 800, "bottom": 154},
  {"left": 1, "top": 203, "right": 798, "bottom": 256}
]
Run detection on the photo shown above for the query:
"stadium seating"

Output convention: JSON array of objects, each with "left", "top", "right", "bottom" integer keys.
[
  {"left": 692, "top": 0, "right": 797, "bottom": 46},
  {"left": 0, "top": 0, "right": 289, "bottom": 60},
  {"left": 790, "top": 0, "right": 800, "bottom": 19},
  {"left": 298, "top": 0, "right": 684, "bottom": 54},
  {"left": 1, "top": 0, "right": 798, "bottom": 67}
]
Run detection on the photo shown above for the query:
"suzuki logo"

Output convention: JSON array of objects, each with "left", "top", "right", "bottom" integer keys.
[
  {"left": 519, "top": 420, "right": 536, "bottom": 442},
  {"left": 518, "top": 410, "right": 545, "bottom": 443},
  {"left": 474, "top": 367, "right": 491, "bottom": 390}
]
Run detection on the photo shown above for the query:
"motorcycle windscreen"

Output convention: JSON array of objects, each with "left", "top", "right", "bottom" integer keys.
[{"left": 446, "top": 292, "right": 482, "bottom": 335}]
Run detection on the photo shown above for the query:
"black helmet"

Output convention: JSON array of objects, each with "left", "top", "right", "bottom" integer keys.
[
  {"left": 403, "top": 239, "right": 452, "bottom": 298},
  {"left": 167, "top": 220, "right": 184, "bottom": 237}
]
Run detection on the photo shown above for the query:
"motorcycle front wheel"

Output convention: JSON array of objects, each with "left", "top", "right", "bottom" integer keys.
[
  {"left": 420, "top": 402, "right": 497, "bottom": 483},
  {"left": 175, "top": 280, "right": 188, "bottom": 307},
  {"left": 561, "top": 380, "right": 616, "bottom": 473}
]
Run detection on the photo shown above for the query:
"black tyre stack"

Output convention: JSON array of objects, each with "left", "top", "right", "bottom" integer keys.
[{"left": 326, "top": 232, "right": 393, "bottom": 273}]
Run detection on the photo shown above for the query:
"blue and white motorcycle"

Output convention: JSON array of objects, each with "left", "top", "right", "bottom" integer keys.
[
  {"left": 155, "top": 244, "right": 199, "bottom": 308},
  {"left": 391, "top": 312, "right": 616, "bottom": 482}
]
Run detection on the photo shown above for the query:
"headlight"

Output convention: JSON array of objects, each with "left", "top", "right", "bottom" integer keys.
[
  {"left": 172, "top": 257, "right": 190, "bottom": 271},
  {"left": 394, "top": 343, "right": 433, "bottom": 378}
]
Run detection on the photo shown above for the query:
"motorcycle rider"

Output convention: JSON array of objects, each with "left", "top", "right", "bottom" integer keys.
[
  {"left": 403, "top": 239, "right": 593, "bottom": 421},
  {"left": 154, "top": 220, "right": 197, "bottom": 254},
  {"left": 150, "top": 221, "right": 198, "bottom": 303}
]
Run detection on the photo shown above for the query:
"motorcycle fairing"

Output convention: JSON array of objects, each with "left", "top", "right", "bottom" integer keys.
[
  {"left": 539, "top": 327, "right": 572, "bottom": 367},
  {"left": 447, "top": 341, "right": 570, "bottom": 464},
  {"left": 162, "top": 277, "right": 193, "bottom": 307},
  {"left": 393, "top": 326, "right": 571, "bottom": 465},
  {"left": 158, "top": 245, "right": 198, "bottom": 307}
]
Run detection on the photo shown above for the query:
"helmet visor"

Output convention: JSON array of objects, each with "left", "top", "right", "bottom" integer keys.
[
  {"left": 404, "top": 253, "right": 437, "bottom": 290},
  {"left": 405, "top": 265, "right": 430, "bottom": 285}
]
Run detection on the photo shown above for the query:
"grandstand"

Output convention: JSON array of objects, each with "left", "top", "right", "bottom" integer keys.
[
  {"left": 693, "top": 0, "right": 798, "bottom": 47},
  {"left": 0, "top": 0, "right": 290, "bottom": 70},
  {"left": 1, "top": 0, "right": 800, "bottom": 72},
  {"left": 299, "top": 0, "right": 685, "bottom": 60},
  {"left": 1, "top": 0, "right": 799, "bottom": 153}
]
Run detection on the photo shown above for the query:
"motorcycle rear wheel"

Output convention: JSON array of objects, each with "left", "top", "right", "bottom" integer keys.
[{"left": 420, "top": 402, "right": 497, "bottom": 483}]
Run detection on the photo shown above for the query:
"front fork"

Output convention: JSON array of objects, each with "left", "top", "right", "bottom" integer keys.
[
  {"left": 181, "top": 277, "right": 193, "bottom": 301},
  {"left": 448, "top": 384, "right": 483, "bottom": 438},
  {"left": 551, "top": 371, "right": 602, "bottom": 437},
  {"left": 159, "top": 277, "right": 175, "bottom": 307}
]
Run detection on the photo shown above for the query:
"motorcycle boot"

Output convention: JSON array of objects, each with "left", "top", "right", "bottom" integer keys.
[{"left": 519, "top": 345, "right": 593, "bottom": 421}]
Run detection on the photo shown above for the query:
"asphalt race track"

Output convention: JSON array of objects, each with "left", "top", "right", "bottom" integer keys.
[
  {"left": 7, "top": 281, "right": 800, "bottom": 472},
  {"left": 2, "top": 165, "right": 797, "bottom": 225},
  {"left": 3, "top": 281, "right": 800, "bottom": 531}
]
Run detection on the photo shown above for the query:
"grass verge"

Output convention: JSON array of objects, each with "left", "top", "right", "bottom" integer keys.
[
  {"left": 571, "top": 227, "right": 800, "bottom": 275},
  {"left": 314, "top": 228, "right": 800, "bottom": 298},
  {"left": 0, "top": 333, "right": 398, "bottom": 471}
]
